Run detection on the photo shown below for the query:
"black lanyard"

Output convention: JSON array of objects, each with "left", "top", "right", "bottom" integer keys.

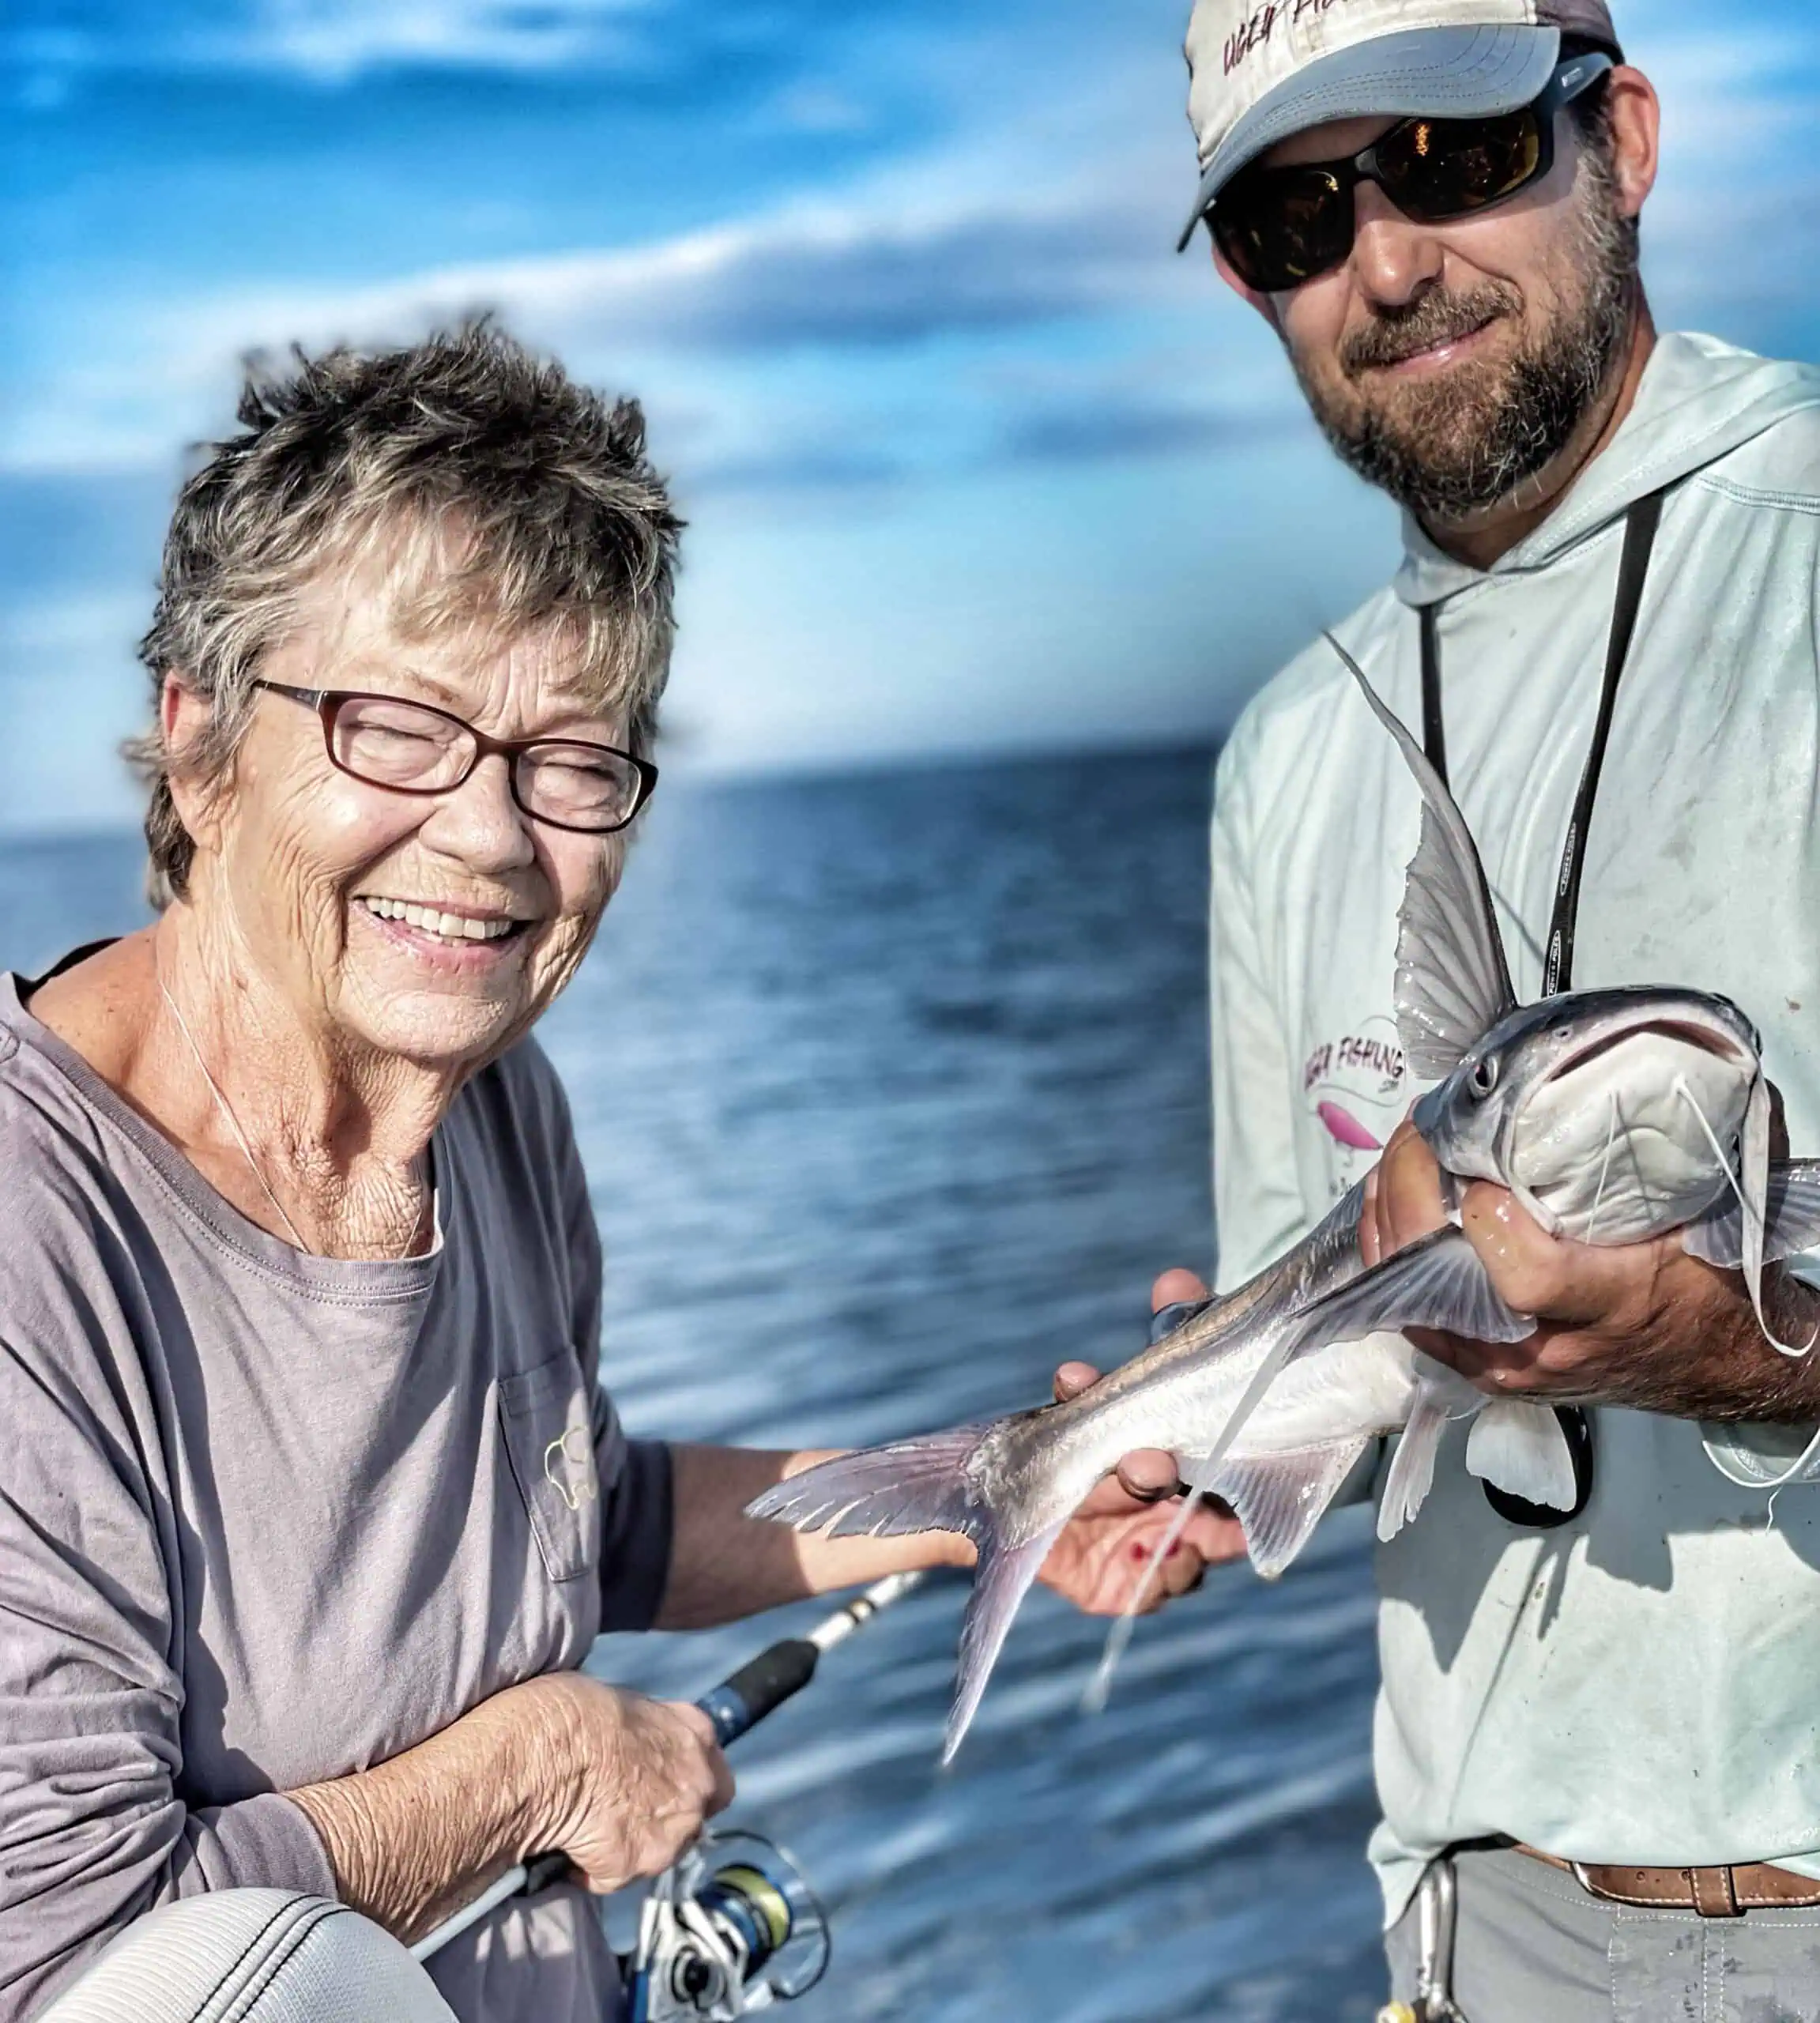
[{"left": 1418, "top": 488, "right": 1666, "bottom": 998}]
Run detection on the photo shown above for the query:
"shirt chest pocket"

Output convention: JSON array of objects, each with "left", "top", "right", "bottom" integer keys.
[{"left": 497, "top": 1356, "right": 603, "bottom": 1584}]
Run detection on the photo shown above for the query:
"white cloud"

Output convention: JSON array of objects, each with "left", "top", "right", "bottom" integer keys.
[
  {"left": 2, "top": 171, "right": 1203, "bottom": 476},
  {"left": 9, "top": 0, "right": 655, "bottom": 81}
]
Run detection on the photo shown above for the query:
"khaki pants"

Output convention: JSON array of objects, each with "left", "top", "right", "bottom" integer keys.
[{"left": 1387, "top": 1846, "right": 1820, "bottom": 2022}]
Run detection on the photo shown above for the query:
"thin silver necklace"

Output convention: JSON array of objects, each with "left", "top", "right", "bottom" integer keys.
[{"left": 157, "top": 971, "right": 311, "bottom": 1253}]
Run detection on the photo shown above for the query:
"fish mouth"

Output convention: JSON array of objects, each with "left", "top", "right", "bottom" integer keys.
[
  {"left": 1509, "top": 1012, "right": 1759, "bottom": 1242},
  {"left": 1539, "top": 1015, "right": 1757, "bottom": 1091}
]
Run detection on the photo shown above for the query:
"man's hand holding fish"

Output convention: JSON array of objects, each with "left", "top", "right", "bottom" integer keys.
[{"left": 1364, "top": 1119, "right": 1820, "bottom": 1418}]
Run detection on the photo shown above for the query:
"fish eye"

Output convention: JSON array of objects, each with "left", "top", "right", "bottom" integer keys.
[{"left": 1468, "top": 1056, "right": 1499, "bottom": 1099}]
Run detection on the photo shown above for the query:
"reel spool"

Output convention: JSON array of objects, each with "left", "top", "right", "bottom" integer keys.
[{"left": 629, "top": 1830, "right": 831, "bottom": 2021}]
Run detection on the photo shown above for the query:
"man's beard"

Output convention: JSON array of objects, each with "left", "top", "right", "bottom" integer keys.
[{"left": 1291, "top": 149, "right": 1640, "bottom": 526}]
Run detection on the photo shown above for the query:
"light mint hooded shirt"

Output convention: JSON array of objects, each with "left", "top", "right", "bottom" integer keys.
[{"left": 1208, "top": 333, "right": 1820, "bottom": 1924}]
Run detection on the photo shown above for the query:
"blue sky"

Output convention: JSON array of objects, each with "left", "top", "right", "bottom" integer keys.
[{"left": 2, "top": 0, "right": 1817, "bottom": 831}]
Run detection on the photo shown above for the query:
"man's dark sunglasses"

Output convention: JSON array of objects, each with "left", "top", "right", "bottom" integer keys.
[
  {"left": 1208, "top": 52, "right": 1615, "bottom": 295},
  {"left": 252, "top": 679, "right": 658, "bottom": 834}
]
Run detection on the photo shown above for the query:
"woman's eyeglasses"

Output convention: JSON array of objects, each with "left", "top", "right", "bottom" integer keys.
[
  {"left": 1207, "top": 53, "right": 1615, "bottom": 296},
  {"left": 252, "top": 680, "right": 658, "bottom": 835}
]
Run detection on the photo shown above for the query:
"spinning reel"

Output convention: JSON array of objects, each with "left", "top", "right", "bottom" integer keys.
[{"left": 627, "top": 1829, "right": 831, "bottom": 2021}]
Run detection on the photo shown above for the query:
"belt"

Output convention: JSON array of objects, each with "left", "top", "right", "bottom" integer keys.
[{"left": 1517, "top": 1844, "right": 1820, "bottom": 1917}]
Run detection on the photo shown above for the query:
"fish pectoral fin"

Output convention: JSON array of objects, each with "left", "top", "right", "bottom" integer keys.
[
  {"left": 1377, "top": 1382, "right": 1454, "bottom": 1543},
  {"left": 1324, "top": 633, "right": 1516, "bottom": 1077},
  {"left": 1166, "top": 1228, "right": 1531, "bottom": 1555},
  {"left": 1294, "top": 1225, "right": 1535, "bottom": 1353},
  {"left": 1208, "top": 1438, "right": 1370, "bottom": 1580},
  {"left": 1465, "top": 1400, "right": 1577, "bottom": 1511},
  {"left": 1675, "top": 1080, "right": 1817, "bottom": 1357},
  {"left": 1683, "top": 1159, "right": 1820, "bottom": 1270}
]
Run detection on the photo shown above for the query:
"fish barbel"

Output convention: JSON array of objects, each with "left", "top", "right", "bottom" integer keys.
[{"left": 752, "top": 643, "right": 1820, "bottom": 1758}]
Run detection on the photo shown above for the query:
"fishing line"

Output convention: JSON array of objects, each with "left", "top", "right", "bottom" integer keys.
[
  {"left": 1583, "top": 1091, "right": 1622, "bottom": 1247},
  {"left": 1081, "top": 1453, "right": 1218, "bottom": 1715},
  {"left": 1671, "top": 1074, "right": 1815, "bottom": 1358}
]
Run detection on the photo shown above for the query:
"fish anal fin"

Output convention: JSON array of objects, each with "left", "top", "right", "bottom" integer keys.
[
  {"left": 1208, "top": 1438, "right": 1370, "bottom": 1579},
  {"left": 1465, "top": 1400, "right": 1577, "bottom": 1511}
]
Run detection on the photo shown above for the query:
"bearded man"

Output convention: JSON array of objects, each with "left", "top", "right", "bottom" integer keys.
[{"left": 1148, "top": 2, "right": 1820, "bottom": 2014}]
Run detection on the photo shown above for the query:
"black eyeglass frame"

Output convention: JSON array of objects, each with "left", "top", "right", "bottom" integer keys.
[
  {"left": 1208, "top": 51, "right": 1616, "bottom": 293},
  {"left": 252, "top": 678, "right": 659, "bottom": 835}
]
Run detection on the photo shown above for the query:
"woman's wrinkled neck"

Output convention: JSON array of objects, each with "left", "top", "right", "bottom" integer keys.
[{"left": 152, "top": 867, "right": 455, "bottom": 1258}]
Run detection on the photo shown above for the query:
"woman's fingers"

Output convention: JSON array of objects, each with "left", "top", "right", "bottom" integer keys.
[
  {"left": 1114, "top": 1448, "right": 1181, "bottom": 1501},
  {"left": 552, "top": 1680, "right": 736, "bottom": 1895},
  {"left": 673, "top": 1701, "right": 737, "bottom": 1815},
  {"left": 1053, "top": 1360, "right": 1099, "bottom": 1403},
  {"left": 1151, "top": 1267, "right": 1211, "bottom": 1312}
]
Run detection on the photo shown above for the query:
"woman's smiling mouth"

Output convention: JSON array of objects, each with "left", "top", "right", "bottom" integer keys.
[{"left": 354, "top": 894, "right": 533, "bottom": 959}]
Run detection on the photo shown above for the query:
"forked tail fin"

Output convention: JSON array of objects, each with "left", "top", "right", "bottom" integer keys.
[{"left": 747, "top": 1419, "right": 1062, "bottom": 1762}]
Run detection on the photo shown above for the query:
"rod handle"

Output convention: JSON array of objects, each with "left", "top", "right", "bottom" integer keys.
[{"left": 695, "top": 1637, "right": 820, "bottom": 1746}]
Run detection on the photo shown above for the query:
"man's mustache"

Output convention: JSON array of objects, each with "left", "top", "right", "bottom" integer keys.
[{"left": 1341, "top": 285, "right": 1521, "bottom": 375}]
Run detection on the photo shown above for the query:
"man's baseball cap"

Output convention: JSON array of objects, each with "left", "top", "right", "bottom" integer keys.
[{"left": 1179, "top": 0, "right": 1621, "bottom": 250}]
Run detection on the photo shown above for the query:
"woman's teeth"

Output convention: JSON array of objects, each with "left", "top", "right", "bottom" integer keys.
[{"left": 358, "top": 897, "right": 519, "bottom": 944}]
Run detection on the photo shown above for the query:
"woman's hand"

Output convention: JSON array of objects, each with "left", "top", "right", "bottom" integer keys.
[
  {"left": 534, "top": 1674, "right": 733, "bottom": 1894},
  {"left": 289, "top": 1668, "right": 733, "bottom": 1943}
]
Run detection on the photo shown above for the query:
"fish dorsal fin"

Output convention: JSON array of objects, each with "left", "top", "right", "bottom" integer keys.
[{"left": 1325, "top": 633, "right": 1517, "bottom": 1077}]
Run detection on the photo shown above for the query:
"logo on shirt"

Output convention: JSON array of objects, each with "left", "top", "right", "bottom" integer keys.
[
  {"left": 1303, "top": 1014, "right": 1407, "bottom": 1162},
  {"left": 544, "top": 1421, "right": 597, "bottom": 1513}
]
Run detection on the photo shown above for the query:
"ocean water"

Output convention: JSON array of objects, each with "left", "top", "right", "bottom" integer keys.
[{"left": 0, "top": 754, "right": 1385, "bottom": 2022}]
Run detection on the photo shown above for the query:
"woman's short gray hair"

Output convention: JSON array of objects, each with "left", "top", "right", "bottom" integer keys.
[{"left": 129, "top": 322, "right": 683, "bottom": 908}]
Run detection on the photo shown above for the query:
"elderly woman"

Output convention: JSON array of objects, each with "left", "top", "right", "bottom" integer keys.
[{"left": 0, "top": 328, "right": 1229, "bottom": 2022}]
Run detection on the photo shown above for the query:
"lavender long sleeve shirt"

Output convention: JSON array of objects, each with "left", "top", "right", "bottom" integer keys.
[{"left": 0, "top": 970, "right": 673, "bottom": 2020}]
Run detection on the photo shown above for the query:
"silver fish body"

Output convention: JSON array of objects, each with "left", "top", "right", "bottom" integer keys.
[{"left": 752, "top": 1183, "right": 1523, "bottom": 1758}]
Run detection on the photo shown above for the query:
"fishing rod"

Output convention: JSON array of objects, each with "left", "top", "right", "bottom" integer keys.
[{"left": 414, "top": 1568, "right": 926, "bottom": 2009}]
